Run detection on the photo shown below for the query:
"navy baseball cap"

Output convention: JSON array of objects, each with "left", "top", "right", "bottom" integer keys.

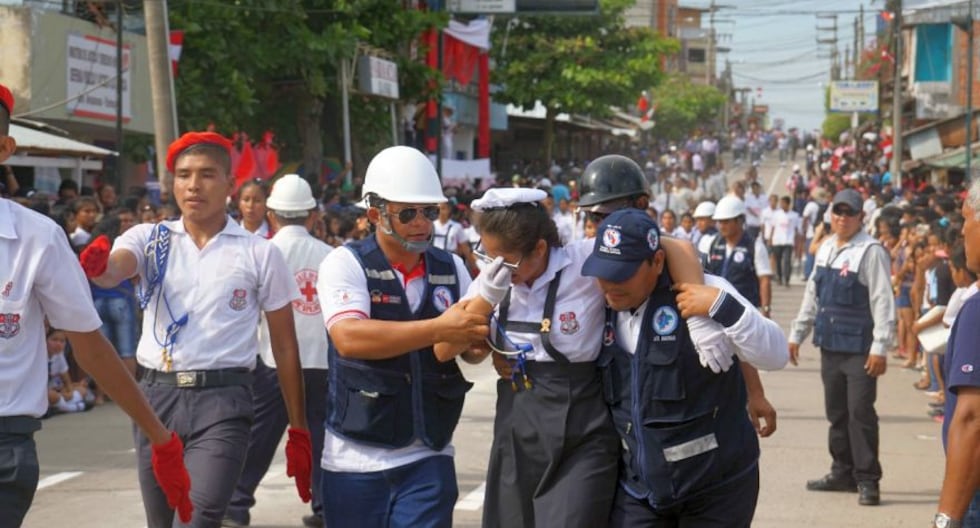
[{"left": 582, "top": 209, "right": 661, "bottom": 282}]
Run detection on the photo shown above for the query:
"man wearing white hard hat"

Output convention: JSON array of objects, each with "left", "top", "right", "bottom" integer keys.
[
  {"left": 315, "top": 146, "right": 486, "bottom": 528},
  {"left": 707, "top": 196, "right": 773, "bottom": 318},
  {"left": 691, "top": 200, "right": 717, "bottom": 254},
  {"left": 226, "top": 174, "right": 334, "bottom": 528}
]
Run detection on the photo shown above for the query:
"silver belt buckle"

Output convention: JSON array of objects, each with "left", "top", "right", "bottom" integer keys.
[{"left": 175, "top": 371, "right": 196, "bottom": 387}]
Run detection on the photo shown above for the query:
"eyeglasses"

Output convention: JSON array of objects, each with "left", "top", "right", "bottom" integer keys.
[
  {"left": 387, "top": 205, "right": 440, "bottom": 224},
  {"left": 472, "top": 240, "right": 522, "bottom": 271},
  {"left": 832, "top": 206, "right": 860, "bottom": 217}
]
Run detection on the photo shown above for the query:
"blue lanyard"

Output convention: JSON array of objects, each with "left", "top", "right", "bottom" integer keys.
[
  {"left": 489, "top": 314, "right": 534, "bottom": 391},
  {"left": 138, "top": 224, "right": 188, "bottom": 363}
]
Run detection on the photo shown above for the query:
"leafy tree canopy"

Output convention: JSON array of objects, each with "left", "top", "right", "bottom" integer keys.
[
  {"left": 490, "top": 0, "right": 676, "bottom": 117},
  {"left": 648, "top": 75, "right": 726, "bottom": 141}
]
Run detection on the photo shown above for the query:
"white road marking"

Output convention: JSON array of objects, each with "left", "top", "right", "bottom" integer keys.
[
  {"left": 454, "top": 481, "right": 486, "bottom": 511},
  {"left": 766, "top": 165, "right": 785, "bottom": 196},
  {"left": 36, "top": 471, "right": 84, "bottom": 490}
]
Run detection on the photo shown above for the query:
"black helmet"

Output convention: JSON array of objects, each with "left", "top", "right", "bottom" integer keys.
[{"left": 578, "top": 155, "right": 648, "bottom": 207}]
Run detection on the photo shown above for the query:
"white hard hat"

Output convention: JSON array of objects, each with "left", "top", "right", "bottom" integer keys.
[
  {"left": 362, "top": 146, "right": 446, "bottom": 204},
  {"left": 693, "top": 201, "right": 716, "bottom": 218},
  {"left": 267, "top": 174, "right": 316, "bottom": 216},
  {"left": 792, "top": 163, "right": 800, "bottom": 171},
  {"left": 712, "top": 195, "right": 746, "bottom": 220}
]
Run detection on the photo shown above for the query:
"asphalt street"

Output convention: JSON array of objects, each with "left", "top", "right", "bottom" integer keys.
[{"left": 22, "top": 155, "right": 946, "bottom": 527}]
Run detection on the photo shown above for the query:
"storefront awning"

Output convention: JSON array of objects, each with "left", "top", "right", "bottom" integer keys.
[
  {"left": 920, "top": 141, "right": 980, "bottom": 169},
  {"left": 9, "top": 123, "right": 116, "bottom": 157}
]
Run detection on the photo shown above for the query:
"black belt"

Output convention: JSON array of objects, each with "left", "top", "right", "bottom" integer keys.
[
  {"left": 143, "top": 368, "right": 253, "bottom": 388},
  {"left": 0, "top": 415, "right": 42, "bottom": 434}
]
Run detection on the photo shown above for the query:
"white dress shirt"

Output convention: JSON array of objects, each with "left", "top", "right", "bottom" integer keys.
[
  {"left": 0, "top": 199, "right": 103, "bottom": 417},
  {"left": 114, "top": 217, "right": 298, "bottom": 372},
  {"left": 258, "top": 225, "right": 333, "bottom": 370}
]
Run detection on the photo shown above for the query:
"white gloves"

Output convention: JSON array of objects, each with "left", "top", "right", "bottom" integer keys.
[
  {"left": 686, "top": 315, "right": 736, "bottom": 374},
  {"left": 477, "top": 256, "right": 512, "bottom": 305}
]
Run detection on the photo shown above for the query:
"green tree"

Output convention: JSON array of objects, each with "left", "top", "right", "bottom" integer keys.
[
  {"left": 490, "top": 0, "right": 676, "bottom": 164},
  {"left": 169, "top": 0, "right": 444, "bottom": 187},
  {"left": 647, "top": 76, "right": 726, "bottom": 141}
]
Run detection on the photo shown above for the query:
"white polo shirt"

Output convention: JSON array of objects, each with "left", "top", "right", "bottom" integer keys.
[
  {"left": 114, "top": 217, "right": 298, "bottom": 372},
  {"left": 0, "top": 199, "right": 102, "bottom": 417},
  {"left": 258, "top": 225, "right": 333, "bottom": 370},
  {"left": 317, "top": 244, "right": 471, "bottom": 472},
  {"left": 464, "top": 239, "right": 606, "bottom": 363},
  {"left": 432, "top": 219, "right": 467, "bottom": 254}
]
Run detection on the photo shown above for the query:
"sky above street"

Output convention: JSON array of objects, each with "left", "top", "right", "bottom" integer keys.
[{"left": 688, "top": 0, "right": 942, "bottom": 132}]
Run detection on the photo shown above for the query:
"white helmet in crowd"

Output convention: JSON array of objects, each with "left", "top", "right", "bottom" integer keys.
[
  {"left": 267, "top": 174, "right": 316, "bottom": 217},
  {"left": 362, "top": 146, "right": 447, "bottom": 205},
  {"left": 693, "top": 201, "right": 716, "bottom": 219},
  {"left": 713, "top": 195, "right": 746, "bottom": 221}
]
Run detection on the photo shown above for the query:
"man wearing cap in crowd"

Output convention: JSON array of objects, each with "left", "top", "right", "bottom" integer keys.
[
  {"left": 225, "top": 174, "right": 333, "bottom": 528},
  {"left": 789, "top": 188, "right": 895, "bottom": 507},
  {"left": 581, "top": 209, "right": 787, "bottom": 526},
  {"left": 85, "top": 131, "right": 313, "bottom": 526},
  {"left": 0, "top": 83, "right": 192, "bottom": 525},
  {"left": 315, "top": 145, "right": 487, "bottom": 528},
  {"left": 705, "top": 195, "right": 774, "bottom": 318}
]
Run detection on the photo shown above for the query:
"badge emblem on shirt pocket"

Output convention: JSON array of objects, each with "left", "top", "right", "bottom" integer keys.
[
  {"left": 229, "top": 289, "right": 248, "bottom": 311},
  {"left": 432, "top": 286, "right": 453, "bottom": 313},
  {"left": 559, "top": 311, "right": 580, "bottom": 334},
  {"left": 0, "top": 313, "right": 21, "bottom": 339}
]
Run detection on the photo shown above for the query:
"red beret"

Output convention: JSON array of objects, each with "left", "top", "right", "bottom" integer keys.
[
  {"left": 0, "top": 83, "right": 13, "bottom": 114},
  {"left": 165, "top": 131, "right": 233, "bottom": 173}
]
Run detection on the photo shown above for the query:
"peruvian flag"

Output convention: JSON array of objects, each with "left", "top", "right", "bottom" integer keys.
[
  {"left": 169, "top": 30, "right": 184, "bottom": 77},
  {"left": 880, "top": 135, "right": 894, "bottom": 160}
]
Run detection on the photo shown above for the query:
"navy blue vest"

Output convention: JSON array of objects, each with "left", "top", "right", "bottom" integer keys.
[
  {"left": 812, "top": 239, "right": 876, "bottom": 354},
  {"left": 597, "top": 274, "right": 759, "bottom": 508},
  {"left": 704, "top": 232, "right": 761, "bottom": 307},
  {"left": 325, "top": 235, "right": 473, "bottom": 450}
]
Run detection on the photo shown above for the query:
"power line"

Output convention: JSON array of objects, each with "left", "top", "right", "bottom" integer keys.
[{"left": 732, "top": 70, "right": 829, "bottom": 84}]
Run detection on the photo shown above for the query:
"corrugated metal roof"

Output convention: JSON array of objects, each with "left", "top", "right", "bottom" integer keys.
[{"left": 9, "top": 124, "right": 115, "bottom": 157}]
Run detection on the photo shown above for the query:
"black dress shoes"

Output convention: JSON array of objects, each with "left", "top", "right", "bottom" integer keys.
[
  {"left": 858, "top": 481, "right": 881, "bottom": 505},
  {"left": 806, "top": 473, "right": 858, "bottom": 492}
]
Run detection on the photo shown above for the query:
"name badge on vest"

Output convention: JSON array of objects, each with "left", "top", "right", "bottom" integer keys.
[
  {"left": 370, "top": 289, "right": 402, "bottom": 305},
  {"left": 432, "top": 286, "right": 454, "bottom": 313},
  {"left": 651, "top": 306, "right": 679, "bottom": 342}
]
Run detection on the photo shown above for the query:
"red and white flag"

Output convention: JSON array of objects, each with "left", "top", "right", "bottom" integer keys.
[{"left": 169, "top": 30, "right": 184, "bottom": 77}]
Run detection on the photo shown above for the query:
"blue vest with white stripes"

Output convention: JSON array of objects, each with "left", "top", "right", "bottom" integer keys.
[
  {"left": 325, "top": 235, "right": 472, "bottom": 450},
  {"left": 597, "top": 274, "right": 759, "bottom": 508}
]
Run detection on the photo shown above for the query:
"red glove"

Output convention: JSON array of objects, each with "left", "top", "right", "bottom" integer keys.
[
  {"left": 151, "top": 432, "right": 194, "bottom": 523},
  {"left": 79, "top": 235, "right": 111, "bottom": 279},
  {"left": 285, "top": 427, "right": 313, "bottom": 503}
]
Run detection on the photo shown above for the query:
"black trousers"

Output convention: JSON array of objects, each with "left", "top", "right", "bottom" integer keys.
[
  {"left": 772, "top": 244, "right": 794, "bottom": 284},
  {"left": 135, "top": 381, "right": 254, "bottom": 528},
  {"left": 820, "top": 349, "right": 882, "bottom": 483},
  {"left": 226, "top": 358, "right": 328, "bottom": 524},
  {"left": 0, "top": 428, "right": 40, "bottom": 528},
  {"left": 609, "top": 464, "right": 759, "bottom": 528}
]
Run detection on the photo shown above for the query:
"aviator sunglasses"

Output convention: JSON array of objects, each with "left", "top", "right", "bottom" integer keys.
[{"left": 387, "top": 205, "right": 440, "bottom": 224}]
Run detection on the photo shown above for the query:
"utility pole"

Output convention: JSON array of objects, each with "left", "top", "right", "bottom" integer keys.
[
  {"left": 144, "top": 0, "right": 178, "bottom": 200},
  {"left": 953, "top": 0, "right": 975, "bottom": 181},
  {"left": 853, "top": 14, "right": 860, "bottom": 77},
  {"left": 817, "top": 14, "right": 840, "bottom": 80},
  {"left": 115, "top": 0, "right": 124, "bottom": 189},
  {"left": 890, "top": 0, "right": 904, "bottom": 189},
  {"left": 708, "top": 0, "right": 716, "bottom": 86}
]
